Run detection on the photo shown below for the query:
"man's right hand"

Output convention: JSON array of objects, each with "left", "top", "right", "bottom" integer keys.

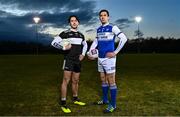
[{"left": 64, "top": 44, "right": 72, "bottom": 50}]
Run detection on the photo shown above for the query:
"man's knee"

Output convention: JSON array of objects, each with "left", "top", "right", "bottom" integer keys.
[
  {"left": 62, "top": 77, "right": 70, "bottom": 86},
  {"left": 72, "top": 72, "right": 80, "bottom": 84},
  {"left": 72, "top": 78, "right": 79, "bottom": 84},
  {"left": 100, "top": 74, "right": 107, "bottom": 83},
  {"left": 107, "top": 73, "right": 115, "bottom": 84}
]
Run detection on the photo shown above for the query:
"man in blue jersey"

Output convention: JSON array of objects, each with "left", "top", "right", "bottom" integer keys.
[{"left": 88, "top": 9, "right": 127, "bottom": 113}]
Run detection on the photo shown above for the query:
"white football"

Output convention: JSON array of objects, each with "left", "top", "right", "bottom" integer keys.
[
  {"left": 87, "top": 49, "right": 99, "bottom": 58},
  {"left": 60, "top": 39, "right": 71, "bottom": 50}
]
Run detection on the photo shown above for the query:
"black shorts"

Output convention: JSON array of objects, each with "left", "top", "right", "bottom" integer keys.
[{"left": 62, "top": 59, "right": 81, "bottom": 73}]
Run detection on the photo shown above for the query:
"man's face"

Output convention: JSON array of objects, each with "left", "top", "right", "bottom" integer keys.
[
  {"left": 99, "top": 11, "right": 109, "bottom": 24},
  {"left": 70, "top": 17, "right": 79, "bottom": 29}
]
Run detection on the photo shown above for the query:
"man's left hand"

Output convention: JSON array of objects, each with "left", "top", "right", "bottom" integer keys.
[{"left": 106, "top": 52, "right": 116, "bottom": 58}]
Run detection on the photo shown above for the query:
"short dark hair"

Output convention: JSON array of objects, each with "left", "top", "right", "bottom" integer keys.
[
  {"left": 99, "top": 9, "right": 109, "bottom": 16},
  {"left": 68, "top": 15, "right": 80, "bottom": 23}
]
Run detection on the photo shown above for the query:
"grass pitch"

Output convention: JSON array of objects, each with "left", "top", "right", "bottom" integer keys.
[{"left": 0, "top": 54, "right": 180, "bottom": 116}]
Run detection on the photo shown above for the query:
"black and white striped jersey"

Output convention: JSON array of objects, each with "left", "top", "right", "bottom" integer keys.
[{"left": 59, "top": 29, "right": 87, "bottom": 61}]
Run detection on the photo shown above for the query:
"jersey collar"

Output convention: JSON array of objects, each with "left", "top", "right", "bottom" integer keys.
[
  {"left": 70, "top": 28, "right": 78, "bottom": 32},
  {"left": 102, "top": 22, "right": 109, "bottom": 27}
]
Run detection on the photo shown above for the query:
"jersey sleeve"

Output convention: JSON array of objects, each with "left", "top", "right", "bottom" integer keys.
[
  {"left": 59, "top": 31, "right": 67, "bottom": 39},
  {"left": 114, "top": 33, "right": 128, "bottom": 54},
  {"left": 51, "top": 31, "right": 68, "bottom": 49},
  {"left": 89, "top": 38, "right": 98, "bottom": 51},
  {"left": 112, "top": 25, "right": 127, "bottom": 54},
  {"left": 81, "top": 34, "right": 88, "bottom": 56},
  {"left": 112, "top": 25, "right": 122, "bottom": 36},
  {"left": 51, "top": 36, "right": 63, "bottom": 50}
]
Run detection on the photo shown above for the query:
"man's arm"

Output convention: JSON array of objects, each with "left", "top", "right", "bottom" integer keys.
[
  {"left": 113, "top": 25, "right": 127, "bottom": 54},
  {"left": 106, "top": 26, "right": 127, "bottom": 58},
  {"left": 87, "top": 38, "right": 98, "bottom": 60},
  {"left": 89, "top": 38, "right": 98, "bottom": 51},
  {"left": 81, "top": 40, "right": 88, "bottom": 56},
  {"left": 51, "top": 31, "right": 71, "bottom": 50},
  {"left": 79, "top": 39, "right": 88, "bottom": 61},
  {"left": 51, "top": 36, "right": 63, "bottom": 50},
  {"left": 114, "top": 33, "right": 127, "bottom": 54}
]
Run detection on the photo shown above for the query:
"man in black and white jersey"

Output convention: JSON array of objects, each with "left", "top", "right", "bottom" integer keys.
[{"left": 51, "top": 15, "right": 87, "bottom": 113}]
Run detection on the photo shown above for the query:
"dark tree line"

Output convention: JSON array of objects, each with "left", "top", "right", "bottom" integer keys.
[
  {"left": 0, "top": 37, "right": 180, "bottom": 54},
  {"left": 0, "top": 41, "right": 57, "bottom": 54},
  {"left": 121, "top": 37, "right": 180, "bottom": 53}
]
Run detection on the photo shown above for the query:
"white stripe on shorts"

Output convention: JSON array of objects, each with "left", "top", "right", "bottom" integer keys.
[{"left": 62, "top": 60, "right": 66, "bottom": 70}]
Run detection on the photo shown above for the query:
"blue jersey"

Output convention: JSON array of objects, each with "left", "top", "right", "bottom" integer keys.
[{"left": 97, "top": 24, "right": 122, "bottom": 58}]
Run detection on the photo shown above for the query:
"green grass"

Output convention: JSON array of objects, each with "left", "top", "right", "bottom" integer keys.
[{"left": 0, "top": 54, "right": 180, "bottom": 116}]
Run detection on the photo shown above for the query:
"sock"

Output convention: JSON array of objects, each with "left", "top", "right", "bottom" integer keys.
[
  {"left": 102, "top": 82, "right": 109, "bottom": 103},
  {"left": 73, "top": 96, "right": 78, "bottom": 101},
  {"left": 110, "top": 84, "right": 117, "bottom": 108},
  {"left": 61, "top": 97, "right": 66, "bottom": 106}
]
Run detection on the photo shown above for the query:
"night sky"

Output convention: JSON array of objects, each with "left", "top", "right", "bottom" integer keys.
[{"left": 0, "top": 0, "right": 179, "bottom": 43}]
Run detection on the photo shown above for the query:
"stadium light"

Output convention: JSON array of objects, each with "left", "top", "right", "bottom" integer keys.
[
  {"left": 135, "top": 16, "right": 142, "bottom": 23},
  {"left": 33, "top": 16, "right": 40, "bottom": 55},
  {"left": 33, "top": 17, "right": 40, "bottom": 24}
]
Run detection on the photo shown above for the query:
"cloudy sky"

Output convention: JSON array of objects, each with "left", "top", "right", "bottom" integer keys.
[{"left": 0, "top": 0, "right": 180, "bottom": 43}]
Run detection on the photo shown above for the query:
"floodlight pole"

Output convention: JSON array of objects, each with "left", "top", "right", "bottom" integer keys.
[
  {"left": 135, "top": 16, "right": 142, "bottom": 53},
  {"left": 33, "top": 17, "right": 40, "bottom": 55}
]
